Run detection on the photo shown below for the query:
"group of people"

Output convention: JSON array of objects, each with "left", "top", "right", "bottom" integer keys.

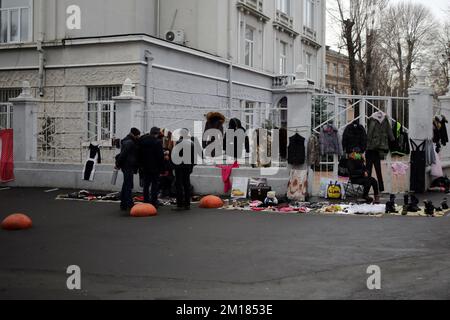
[{"left": 115, "top": 127, "right": 195, "bottom": 212}]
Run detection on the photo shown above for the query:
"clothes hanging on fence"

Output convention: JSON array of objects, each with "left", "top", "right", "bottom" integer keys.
[
  {"left": 287, "top": 169, "right": 308, "bottom": 202},
  {"left": 410, "top": 139, "right": 427, "bottom": 193},
  {"left": 433, "top": 116, "right": 449, "bottom": 148},
  {"left": 425, "top": 139, "right": 436, "bottom": 166},
  {"left": 389, "top": 121, "right": 410, "bottom": 157},
  {"left": 367, "top": 112, "right": 395, "bottom": 152},
  {"left": 287, "top": 133, "right": 306, "bottom": 166},
  {"left": 342, "top": 121, "right": 367, "bottom": 154},
  {"left": 82, "top": 144, "right": 102, "bottom": 181},
  {"left": 203, "top": 112, "right": 225, "bottom": 156},
  {"left": 223, "top": 118, "right": 250, "bottom": 159},
  {"left": 0, "top": 129, "right": 14, "bottom": 183},
  {"left": 366, "top": 150, "right": 385, "bottom": 193},
  {"left": 307, "top": 134, "right": 320, "bottom": 167},
  {"left": 216, "top": 161, "right": 239, "bottom": 194},
  {"left": 319, "top": 124, "right": 341, "bottom": 156}
]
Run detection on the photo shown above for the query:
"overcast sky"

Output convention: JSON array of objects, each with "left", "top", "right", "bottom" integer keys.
[{"left": 326, "top": 0, "right": 450, "bottom": 49}]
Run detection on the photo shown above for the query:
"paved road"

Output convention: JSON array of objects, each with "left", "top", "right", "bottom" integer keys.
[{"left": 0, "top": 188, "right": 449, "bottom": 300}]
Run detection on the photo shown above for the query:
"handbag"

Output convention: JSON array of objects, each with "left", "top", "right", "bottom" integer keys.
[
  {"left": 250, "top": 186, "right": 272, "bottom": 202},
  {"left": 327, "top": 181, "right": 342, "bottom": 199}
]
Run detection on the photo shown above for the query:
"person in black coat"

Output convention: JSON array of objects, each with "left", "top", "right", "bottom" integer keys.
[
  {"left": 347, "top": 149, "right": 380, "bottom": 204},
  {"left": 171, "top": 129, "right": 199, "bottom": 211},
  {"left": 116, "top": 128, "right": 141, "bottom": 211},
  {"left": 138, "top": 127, "right": 165, "bottom": 207}
]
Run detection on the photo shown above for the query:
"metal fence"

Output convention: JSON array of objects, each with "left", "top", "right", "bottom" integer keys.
[
  {"left": 311, "top": 93, "right": 411, "bottom": 195},
  {"left": 35, "top": 108, "right": 117, "bottom": 164},
  {"left": 0, "top": 103, "right": 13, "bottom": 130}
]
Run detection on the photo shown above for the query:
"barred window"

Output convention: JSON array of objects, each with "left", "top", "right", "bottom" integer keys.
[
  {"left": 0, "top": 88, "right": 20, "bottom": 129},
  {"left": 87, "top": 86, "right": 121, "bottom": 142}
]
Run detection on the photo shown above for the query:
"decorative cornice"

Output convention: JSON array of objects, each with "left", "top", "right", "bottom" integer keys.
[{"left": 236, "top": 1, "right": 270, "bottom": 23}]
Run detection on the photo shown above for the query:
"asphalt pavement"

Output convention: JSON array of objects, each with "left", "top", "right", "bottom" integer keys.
[{"left": 0, "top": 187, "right": 449, "bottom": 300}]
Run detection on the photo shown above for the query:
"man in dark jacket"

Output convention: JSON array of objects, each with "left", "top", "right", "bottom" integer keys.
[
  {"left": 138, "top": 127, "right": 165, "bottom": 207},
  {"left": 347, "top": 149, "right": 380, "bottom": 204},
  {"left": 116, "top": 128, "right": 141, "bottom": 211},
  {"left": 172, "top": 129, "right": 199, "bottom": 211}
]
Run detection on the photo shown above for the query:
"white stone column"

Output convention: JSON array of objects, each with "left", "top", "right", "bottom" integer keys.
[
  {"left": 10, "top": 81, "right": 39, "bottom": 162},
  {"left": 113, "top": 78, "right": 145, "bottom": 139},
  {"left": 285, "top": 65, "right": 315, "bottom": 195},
  {"left": 286, "top": 65, "right": 314, "bottom": 140},
  {"left": 407, "top": 70, "right": 434, "bottom": 141}
]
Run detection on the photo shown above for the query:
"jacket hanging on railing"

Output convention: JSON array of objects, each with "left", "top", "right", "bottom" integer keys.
[
  {"left": 342, "top": 121, "right": 367, "bottom": 154},
  {"left": 0, "top": 129, "right": 14, "bottom": 183},
  {"left": 307, "top": 134, "right": 320, "bottom": 167},
  {"left": 82, "top": 144, "right": 102, "bottom": 181},
  {"left": 367, "top": 112, "right": 394, "bottom": 152},
  {"left": 288, "top": 133, "right": 306, "bottom": 166},
  {"left": 389, "top": 120, "right": 410, "bottom": 157},
  {"left": 319, "top": 124, "right": 341, "bottom": 156}
]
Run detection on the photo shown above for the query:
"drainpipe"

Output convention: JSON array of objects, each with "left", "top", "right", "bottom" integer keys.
[
  {"left": 156, "top": 0, "right": 161, "bottom": 38},
  {"left": 144, "top": 50, "right": 154, "bottom": 133},
  {"left": 38, "top": 0, "right": 46, "bottom": 97},
  {"left": 227, "top": 0, "right": 233, "bottom": 118}
]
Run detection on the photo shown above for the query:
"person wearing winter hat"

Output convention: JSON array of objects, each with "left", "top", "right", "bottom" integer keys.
[{"left": 347, "top": 148, "right": 380, "bottom": 204}]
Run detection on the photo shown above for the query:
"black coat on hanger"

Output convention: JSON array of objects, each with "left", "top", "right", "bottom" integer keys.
[{"left": 288, "top": 133, "right": 306, "bottom": 166}]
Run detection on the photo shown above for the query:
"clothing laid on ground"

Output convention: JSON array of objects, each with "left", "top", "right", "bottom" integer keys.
[
  {"left": 365, "top": 150, "right": 385, "bottom": 193},
  {"left": 342, "top": 121, "right": 367, "bottom": 153},
  {"left": 288, "top": 133, "right": 306, "bottom": 166},
  {"left": 367, "top": 112, "right": 394, "bottom": 152},
  {"left": 319, "top": 124, "right": 341, "bottom": 156},
  {"left": 410, "top": 139, "right": 427, "bottom": 193},
  {"left": 82, "top": 144, "right": 102, "bottom": 181},
  {"left": 0, "top": 129, "right": 14, "bottom": 183},
  {"left": 307, "top": 135, "right": 320, "bottom": 167}
]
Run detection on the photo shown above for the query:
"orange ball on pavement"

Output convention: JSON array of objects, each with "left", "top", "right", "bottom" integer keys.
[
  {"left": 199, "top": 195, "right": 224, "bottom": 209},
  {"left": 1, "top": 214, "right": 33, "bottom": 231},
  {"left": 130, "top": 203, "right": 158, "bottom": 217}
]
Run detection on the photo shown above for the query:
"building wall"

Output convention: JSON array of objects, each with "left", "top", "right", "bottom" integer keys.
[
  {"left": 325, "top": 48, "right": 351, "bottom": 94},
  {"left": 9, "top": 0, "right": 326, "bottom": 86}
]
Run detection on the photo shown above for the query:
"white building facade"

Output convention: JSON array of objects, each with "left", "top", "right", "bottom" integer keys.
[{"left": 0, "top": 0, "right": 326, "bottom": 194}]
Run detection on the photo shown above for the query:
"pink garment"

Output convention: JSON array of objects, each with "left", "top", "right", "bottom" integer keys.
[
  {"left": 391, "top": 162, "right": 409, "bottom": 176},
  {"left": 0, "top": 129, "right": 14, "bottom": 183},
  {"left": 216, "top": 161, "right": 240, "bottom": 193}
]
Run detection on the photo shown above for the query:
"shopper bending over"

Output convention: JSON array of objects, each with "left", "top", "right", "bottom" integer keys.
[{"left": 347, "top": 149, "right": 380, "bottom": 204}]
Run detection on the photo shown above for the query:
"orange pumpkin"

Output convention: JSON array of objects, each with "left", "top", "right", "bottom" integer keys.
[
  {"left": 1, "top": 214, "right": 33, "bottom": 231},
  {"left": 130, "top": 203, "right": 158, "bottom": 217},
  {"left": 199, "top": 195, "right": 224, "bottom": 209}
]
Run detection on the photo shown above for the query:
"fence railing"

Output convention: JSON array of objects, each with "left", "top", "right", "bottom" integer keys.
[
  {"left": 35, "top": 110, "right": 117, "bottom": 164},
  {"left": 0, "top": 103, "right": 13, "bottom": 130},
  {"left": 311, "top": 93, "right": 411, "bottom": 195}
]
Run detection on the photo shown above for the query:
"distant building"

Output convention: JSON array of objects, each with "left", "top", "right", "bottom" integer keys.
[{"left": 325, "top": 46, "right": 351, "bottom": 94}]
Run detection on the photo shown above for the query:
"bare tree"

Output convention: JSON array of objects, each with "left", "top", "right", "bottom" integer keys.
[
  {"left": 380, "top": 1, "right": 438, "bottom": 96},
  {"left": 329, "top": 0, "right": 388, "bottom": 94}
]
